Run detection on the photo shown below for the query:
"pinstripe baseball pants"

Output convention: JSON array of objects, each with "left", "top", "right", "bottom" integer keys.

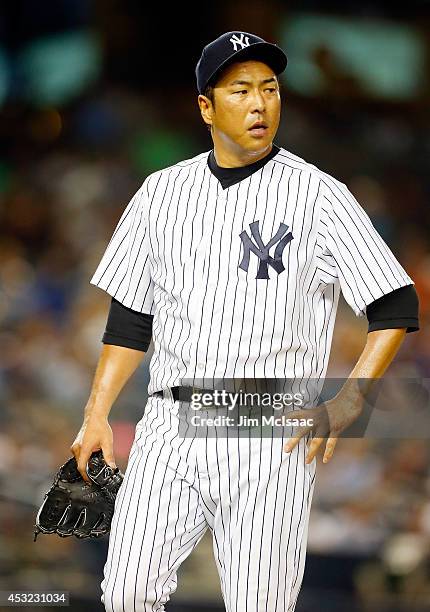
[{"left": 100, "top": 394, "right": 316, "bottom": 612}]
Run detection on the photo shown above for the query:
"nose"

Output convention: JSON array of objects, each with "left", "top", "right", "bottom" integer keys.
[{"left": 249, "top": 88, "right": 265, "bottom": 113}]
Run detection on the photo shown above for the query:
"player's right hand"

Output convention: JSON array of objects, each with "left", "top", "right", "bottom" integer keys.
[{"left": 70, "top": 416, "right": 116, "bottom": 483}]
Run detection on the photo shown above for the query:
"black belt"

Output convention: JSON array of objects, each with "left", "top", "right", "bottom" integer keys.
[
  {"left": 153, "top": 386, "right": 222, "bottom": 402},
  {"left": 153, "top": 386, "right": 181, "bottom": 401}
]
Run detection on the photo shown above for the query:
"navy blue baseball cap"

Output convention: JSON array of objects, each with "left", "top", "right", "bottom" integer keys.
[{"left": 196, "top": 31, "right": 288, "bottom": 95}]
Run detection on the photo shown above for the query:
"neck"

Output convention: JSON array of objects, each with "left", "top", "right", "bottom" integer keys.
[{"left": 212, "top": 139, "right": 273, "bottom": 168}]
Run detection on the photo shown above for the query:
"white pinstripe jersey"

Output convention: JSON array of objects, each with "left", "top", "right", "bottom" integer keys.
[{"left": 90, "top": 147, "right": 413, "bottom": 396}]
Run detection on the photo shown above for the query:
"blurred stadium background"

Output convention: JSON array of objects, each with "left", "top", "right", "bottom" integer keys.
[{"left": 1, "top": 1, "right": 430, "bottom": 610}]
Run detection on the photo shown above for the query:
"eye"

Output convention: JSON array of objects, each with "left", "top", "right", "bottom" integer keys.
[
  {"left": 234, "top": 90, "right": 247, "bottom": 95},
  {"left": 265, "top": 87, "right": 277, "bottom": 93}
]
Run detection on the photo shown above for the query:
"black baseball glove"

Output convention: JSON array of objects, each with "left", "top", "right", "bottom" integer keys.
[{"left": 33, "top": 450, "right": 124, "bottom": 541}]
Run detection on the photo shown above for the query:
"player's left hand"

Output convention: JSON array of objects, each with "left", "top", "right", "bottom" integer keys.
[
  {"left": 33, "top": 450, "right": 124, "bottom": 541},
  {"left": 283, "top": 391, "right": 364, "bottom": 464}
]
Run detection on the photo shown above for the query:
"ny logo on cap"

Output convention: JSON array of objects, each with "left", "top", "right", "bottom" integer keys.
[
  {"left": 230, "top": 33, "right": 250, "bottom": 51},
  {"left": 239, "top": 220, "right": 293, "bottom": 279}
]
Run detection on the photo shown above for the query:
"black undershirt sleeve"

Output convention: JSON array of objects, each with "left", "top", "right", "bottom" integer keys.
[
  {"left": 101, "top": 285, "right": 418, "bottom": 351},
  {"left": 102, "top": 297, "right": 153, "bottom": 352},
  {"left": 366, "top": 284, "right": 419, "bottom": 334}
]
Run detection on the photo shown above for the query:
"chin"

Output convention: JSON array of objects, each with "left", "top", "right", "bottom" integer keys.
[{"left": 244, "top": 139, "right": 272, "bottom": 155}]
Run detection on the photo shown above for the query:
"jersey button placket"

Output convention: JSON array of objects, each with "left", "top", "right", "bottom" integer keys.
[
  {"left": 193, "top": 188, "right": 227, "bottom": 375},
  {"left": 187, "top": 189, "right": 220, "bottom": 377}
]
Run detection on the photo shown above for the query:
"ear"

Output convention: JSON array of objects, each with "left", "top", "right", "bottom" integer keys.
[{"left": 198, "top": 95, "right": 213, "bottom": 128}]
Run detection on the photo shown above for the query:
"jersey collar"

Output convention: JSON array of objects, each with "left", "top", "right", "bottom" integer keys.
[{"left": 207, "top": 144, "right": 280, "bottom": 190}]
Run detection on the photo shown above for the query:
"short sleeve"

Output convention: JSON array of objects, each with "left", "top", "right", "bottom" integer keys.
[
  {"left": 318, "top": 178, "right": 414, "bottom": 317},
  {"left": 90, "top": 182, "right": 155, "bottom": 315}
]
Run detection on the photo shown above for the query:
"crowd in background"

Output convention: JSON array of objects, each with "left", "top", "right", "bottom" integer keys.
[{"left": 1, "top": 1, "right": 430, "bottom": 610}]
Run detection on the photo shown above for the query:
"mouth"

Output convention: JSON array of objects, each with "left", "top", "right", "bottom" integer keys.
[{"left": 248, "top": 122, "right": 268, "bottom": 138}]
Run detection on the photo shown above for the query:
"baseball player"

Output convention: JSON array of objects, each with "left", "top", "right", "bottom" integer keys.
[{"left": 71, "top": 31, "right": 419, "bottom": 612}]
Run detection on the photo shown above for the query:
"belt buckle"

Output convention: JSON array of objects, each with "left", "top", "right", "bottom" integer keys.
[{"left": 162, "top": 387, "right": 174, "bottom": 401}]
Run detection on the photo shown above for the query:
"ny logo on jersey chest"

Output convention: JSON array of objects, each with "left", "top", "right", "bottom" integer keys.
[{"left": 239, "top": 220, "right": 294, "bottom": 279}]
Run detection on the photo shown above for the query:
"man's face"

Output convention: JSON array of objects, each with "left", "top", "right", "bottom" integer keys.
[{"left": 199, "top": 60, "right": 281, "bottom": 155}]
